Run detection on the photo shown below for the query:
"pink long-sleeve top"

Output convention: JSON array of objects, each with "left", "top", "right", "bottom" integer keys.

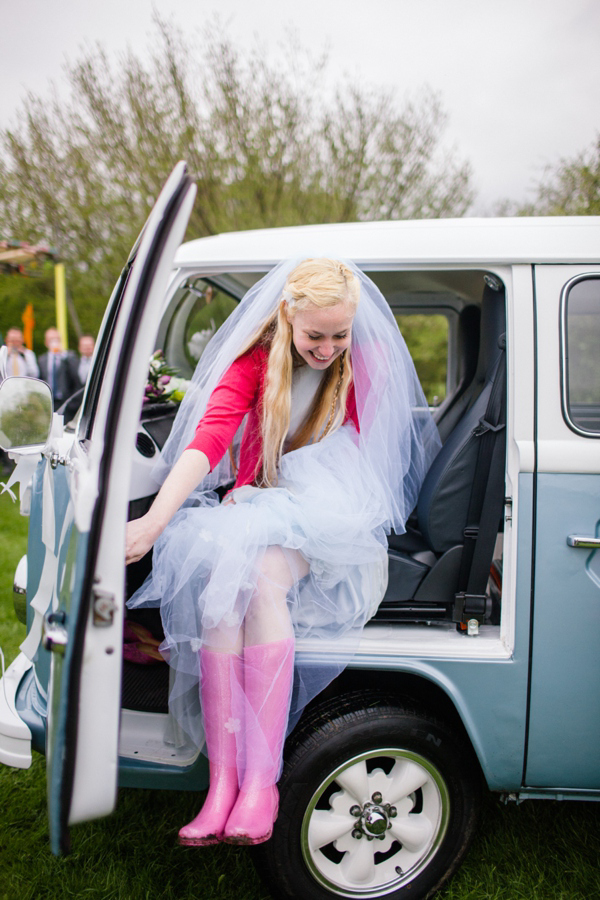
[{"left": 186, "top": 342, "right": 359, "bottom": 489}]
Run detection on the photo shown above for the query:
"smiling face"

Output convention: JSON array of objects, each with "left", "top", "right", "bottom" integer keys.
[{"left": 288, "top": 302, "right": 354, "bottom": 369}]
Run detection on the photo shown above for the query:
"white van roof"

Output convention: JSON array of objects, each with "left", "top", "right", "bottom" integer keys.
[{"left": 175, "top": 217, "right": 600, "bottom": 269}]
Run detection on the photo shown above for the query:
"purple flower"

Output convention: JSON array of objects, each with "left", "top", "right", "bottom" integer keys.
[{"left": 159, "top": 375, "right": 171, "bottom": 386}]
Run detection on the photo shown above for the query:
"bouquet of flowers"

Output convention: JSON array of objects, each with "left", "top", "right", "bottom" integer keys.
[{"left": 144, "top": 350, "right": 191, "bottom": 406}]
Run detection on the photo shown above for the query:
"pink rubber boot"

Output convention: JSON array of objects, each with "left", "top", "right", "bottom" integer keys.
[
  {"left": 178, "top": 649, "right": 243, "bottom": 846},
  {"left": 223, "top": 638, "right": 295, "bottom": 845}
]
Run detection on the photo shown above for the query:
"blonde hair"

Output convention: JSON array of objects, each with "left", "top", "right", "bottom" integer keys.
[{"left": 236, "top": 258, "right": 360, "bottom": 486}]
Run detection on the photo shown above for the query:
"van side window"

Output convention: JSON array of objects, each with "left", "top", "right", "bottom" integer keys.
[
  {"left": 395, "top": 313, "right": 450, "bottom": 406},
  {"left": 562, "top": 275, "right": 600, "bottom": 435}
]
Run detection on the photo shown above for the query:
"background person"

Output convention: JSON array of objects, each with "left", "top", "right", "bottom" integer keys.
[
  {"left": 3, "top": 327, "right": 39, "bottom": 377},
  {"left": 77, "top": 334, "right": 95, "bottom": 387},
  {"left": 38, "top": 327, "right": 80, "bottom": 409},
  {"left": 126, "top": 258, "right": 440, "bottom": 848}
]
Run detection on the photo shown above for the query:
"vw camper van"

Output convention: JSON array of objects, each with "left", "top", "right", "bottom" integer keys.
[{"left": 1, "top": 163, "right": 599, "bottom": 900}]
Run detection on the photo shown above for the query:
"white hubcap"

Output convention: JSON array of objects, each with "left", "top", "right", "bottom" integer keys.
[{"left": 301, "top": 748, "right": 449, "bottom": 897}]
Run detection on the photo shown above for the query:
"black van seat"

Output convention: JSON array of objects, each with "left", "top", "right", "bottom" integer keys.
[
  {"left": 375, "top": 280, "right": 506, "bottom": 623},
  {"left": 435, "top": 280, "right": 504, "bottom": 443},
  {"left": 433, "top": 304, "right": 479, "bottom": 443}
]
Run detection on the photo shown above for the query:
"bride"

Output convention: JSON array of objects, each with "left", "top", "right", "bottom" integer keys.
[{"left": 125, "top": 257, "right": 440, "bottom": 847}]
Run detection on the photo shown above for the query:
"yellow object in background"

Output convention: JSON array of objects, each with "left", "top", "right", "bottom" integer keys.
[
  {"left": 54, "top": 263, "right": 68, "bottom": 350},
  {"left": 21, "top": 302, "right": 35, "bottom": 350}
]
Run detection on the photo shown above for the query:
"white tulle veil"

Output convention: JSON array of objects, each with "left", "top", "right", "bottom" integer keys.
[
  {"left": 155, "top": 257, "right": 440, "bottom": 533},
  {"left": 130, "top": 258, "right": 442, "bottom": 753}
]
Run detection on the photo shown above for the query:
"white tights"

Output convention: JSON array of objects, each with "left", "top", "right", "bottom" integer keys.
[{"left": 205, "top": 546, "right": 309, "bottom": 652}]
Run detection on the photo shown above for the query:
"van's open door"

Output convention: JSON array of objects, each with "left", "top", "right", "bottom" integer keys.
[{"left": 43, "top": 163, "right": 196, "bottom": 853}]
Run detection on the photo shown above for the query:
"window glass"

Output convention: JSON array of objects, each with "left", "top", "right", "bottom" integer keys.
[
  {"left": 163, "top": 279, "right": 238, "bottom": 378},
  {"left": 564, "top": 277, "right": 600, "bottom": 434},
  {"left": 395, "top": 313, "right": 449, "bottom": 405},
  {"left": 78, "top": 263, "right": 132, "bottom": 441}
]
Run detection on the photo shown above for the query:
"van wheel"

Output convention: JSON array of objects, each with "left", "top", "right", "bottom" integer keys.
[{"left": 253, "top": 692, "right": 482, "bottom": 900}]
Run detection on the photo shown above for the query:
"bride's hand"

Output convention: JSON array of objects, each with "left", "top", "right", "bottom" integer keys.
[{"left": 126, "top": 515, "right": 159, "bottom": 565}]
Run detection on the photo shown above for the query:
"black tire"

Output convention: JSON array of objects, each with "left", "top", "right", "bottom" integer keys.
[{"left": 253, "top": 691, "right": 482, "bottom": 900}]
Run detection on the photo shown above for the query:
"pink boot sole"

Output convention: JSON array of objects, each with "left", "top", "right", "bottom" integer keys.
[
  {"left": 223, "top": 784, "right": 279, "bottom": 845},
  {"left": 178, "top": 832, "right": 222, "bottom": 847}
]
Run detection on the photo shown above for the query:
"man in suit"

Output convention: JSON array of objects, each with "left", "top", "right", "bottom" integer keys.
[
  {"left": 77, "top": 334, "right": 95, "bottom": 388},
  {"left": 38, "top": 327, "right": 80, "bottom": 409}
]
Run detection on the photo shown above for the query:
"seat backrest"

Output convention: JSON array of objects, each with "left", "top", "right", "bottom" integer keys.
[
  {"left": 433, "top": 304, "right": 480, "bottom": 442},
  {"left": 417, "top": 283, "right": 505, "bottom": 554},
  {"left": 435, "top": 282, "right": 504, "bottom": 442}
]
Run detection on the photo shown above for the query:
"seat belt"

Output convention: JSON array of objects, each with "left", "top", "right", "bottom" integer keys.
[{"left": 453, "top": 335, "right": 507, "bottom": 629}]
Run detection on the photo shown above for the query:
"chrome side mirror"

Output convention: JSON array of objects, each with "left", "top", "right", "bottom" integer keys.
[{"left": 0, "top": 377, "right": 53, "bottom": 453}]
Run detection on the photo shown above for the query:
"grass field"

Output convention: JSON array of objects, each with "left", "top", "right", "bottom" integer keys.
[{"left": 0, "top": 497, "right": 599, "bottom": 900}]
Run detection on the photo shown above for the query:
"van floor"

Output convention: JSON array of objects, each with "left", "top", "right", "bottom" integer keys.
[{"left": 122, "top": 660, "right": 169, "bottom": 713}]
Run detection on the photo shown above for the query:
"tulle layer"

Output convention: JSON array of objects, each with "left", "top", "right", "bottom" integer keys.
[{"left": 128, "top": 426, "right": 389, "bottom": 752}]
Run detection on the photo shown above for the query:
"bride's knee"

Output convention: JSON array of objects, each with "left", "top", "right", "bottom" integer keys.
[
  {"left": 256, "top": 546, "right": 309, "bottom": 588},
  {"left": 257, "top": 547, "right": 293, "bottom": 589}
]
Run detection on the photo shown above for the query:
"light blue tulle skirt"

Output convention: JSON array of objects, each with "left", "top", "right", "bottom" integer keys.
[{"left": 128, "top": 426, "right": 389, "bottom": 751}]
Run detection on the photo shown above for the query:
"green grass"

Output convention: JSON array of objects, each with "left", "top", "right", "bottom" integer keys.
[
  {"left": 0, "top": 492, "right": 29, "bottom": 663},
  {"left": 1, "top": 498, "right": 599, "bottom": 899}
]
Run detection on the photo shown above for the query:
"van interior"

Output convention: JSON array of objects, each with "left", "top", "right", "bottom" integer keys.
[{"left": 120, "top": 267, "right": 508, "bottom": 745}]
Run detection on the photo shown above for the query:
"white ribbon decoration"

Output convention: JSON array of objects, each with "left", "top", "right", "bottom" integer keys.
[
  {"left": 0, "top": 453, "right": 41, "bottom": 513},
  {"left": 5, "top": 406, "right": 98, "bottom": 661},
  {"left": 20, "top": 498, "right": 74, "bottom": 661},
  {"left": 11, "top": 412, "right": 68, "bottom": 661}
]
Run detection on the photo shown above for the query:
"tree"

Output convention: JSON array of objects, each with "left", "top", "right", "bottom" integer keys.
[
  {"left": 517, "top": 135, "right": 600, "bottom": 216},
  {"left": 0, "top": 18, "right": 473, "bottom": 336},
  {"left": 0, "top": 269, "right": 60, "bottom": 356}
]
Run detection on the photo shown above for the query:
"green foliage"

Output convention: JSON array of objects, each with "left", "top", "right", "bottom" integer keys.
[
  {"left": 0, "top": 268, "right": 60, "bottom": 355},
  {"left": 566, "top": 312, "right": 600, "bottom": 405},
  {"left": 180, "top": 283, "right": 238, "bottom": 375},
  {"left": 396, "top": 313, "right": 448, "bottom": 403},
  {"left": 0, "top": 17, "right": 473, "bottom": 338},
  {"left": 517, "top": 134, "right": 600, "bottom": 216},
  {"left": 0, "top": 261, "right": 100, "bottom": 354},
  {"left": 185, "top": 293, "right": 237, "bottom": 339}
]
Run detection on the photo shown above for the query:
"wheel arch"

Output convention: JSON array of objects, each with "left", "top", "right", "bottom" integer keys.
[{"left": 296, "top": 664, "right": 487, "bottom": 786}]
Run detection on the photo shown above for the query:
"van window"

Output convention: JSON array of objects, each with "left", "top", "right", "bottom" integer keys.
[
  {"left": 395, "top": 313, "right": 449, "bottom": 406},
  {"left": 163, "top": 279, "right": 238, "bottom": 378},
  {"left": 563, "top": 275, "right": 600, "bottom": 435}
]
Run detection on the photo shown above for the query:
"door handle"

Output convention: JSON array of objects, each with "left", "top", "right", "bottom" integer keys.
[
  {"left": 566, "top": 535, "right": 600, "bottom": 549},
  {"left": 42, "top": 610, "right": 68, "bottom": 655}
]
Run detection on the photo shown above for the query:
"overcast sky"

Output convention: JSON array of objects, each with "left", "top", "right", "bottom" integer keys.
[{"left": 1, "top": 0, "right": 599, "bottom": 213}]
